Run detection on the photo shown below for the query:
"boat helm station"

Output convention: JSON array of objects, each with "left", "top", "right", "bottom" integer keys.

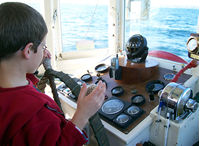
[
  {"left": 29, "top": 0, "right": 199, "bottom": 146},
  {"left": 41, "top": 33, "right": 199, "bottom": 146}
]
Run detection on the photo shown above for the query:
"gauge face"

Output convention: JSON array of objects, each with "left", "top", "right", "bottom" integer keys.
[
  {"left": 112, "top": 88, "right": 121, "bottom": 94},
  {"left": 132, "top": 95, "right": 144, "bottom": 104},
  {"left": 164, "top": 73, "right": 175, "bottom": 81},
  {"left": 115, "top": 114, "right": 130, "bottom": 124},
  {"left": 96, "top": 66, "right": 107, "bottom": 72},
  {"left": 81, "top": 74, "right": 90, "bottom": 80},
  {"left": 127, "top": 106, "right": 140, "bottom": 115},
  {"left": 95, "top": 64, "right": 109, "bottom": 73},
  {"left": 187, "top": 38, "right": 197, "bottom": 52},
  {"left": 81, "top": 74, "right": 92, "bottom": 82},
  {"left": 153, "top": 83, "right": 164, "bottom": 92},
  {"left": 102, "top": 99, "right": 124, "bottom": 114},
  {"left": 146, "top": 80, "right": 165, "bottom": 93},
  {"left": 111, "top": 86, "right": 124, "bottom": 96}
]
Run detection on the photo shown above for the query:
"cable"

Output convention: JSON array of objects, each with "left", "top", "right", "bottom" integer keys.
[{"left": 85, "top": 0, "right": 99, "bottom": 37}]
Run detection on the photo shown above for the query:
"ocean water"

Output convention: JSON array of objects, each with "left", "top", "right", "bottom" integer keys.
[
  {"left": 126, "top": 8, "right": 199, "bottom": 62},
  {"left": 60, "top": 4, "right": 108, "bottom": 51},
  {"left": 60, "top": 4, "right": 199, "bottom": 62}
]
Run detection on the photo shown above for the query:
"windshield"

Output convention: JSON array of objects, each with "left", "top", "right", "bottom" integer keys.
[{"left": 125, "top": 0, "right": 199, "bottom": 62}]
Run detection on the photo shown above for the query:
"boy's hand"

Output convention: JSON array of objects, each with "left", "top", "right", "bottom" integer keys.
[
  {"left": 71, "top": 80, "right": 106, "bottom": 130},
  {"left": 43, "top": 49, "right": 51, "bottom": 59},
  {"left": 40, "top": 49, "right": 51, "bottom": 67}
]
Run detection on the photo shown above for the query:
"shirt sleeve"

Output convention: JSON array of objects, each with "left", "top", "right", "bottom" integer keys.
[{"left": 12, "top": 105, "right": 88, "bottom": 146}]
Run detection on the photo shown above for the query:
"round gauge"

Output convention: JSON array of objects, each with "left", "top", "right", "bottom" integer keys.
[
  {"left": 127, "top": 106, "right": 140, "bottom": 115},
  {"left": 164, "top": 73, "right": 175, "bottom": 81},
  {"left": 146, "top": 80, "right": 165, "bottom": 93},
  {"left": 101, "top": 99, "right": 124, "bottom": 114},
  {"left": 131, "top": 94, "right": 145, "bottom": 105},
  {"left": 153, "top": 83, "right": 164, "bottom": 92},
  {"left": 95, "top": 64, "right": 109, "bottom": 73},
  {"left": 81, "top": 74, "right": 92, "bottom": 82},
  {"left": 95, "top": 78, "right": 107, "bottom": 88},
  {"left": 111, "top": 86, "right": 124, "bottom": 96},
  {"left": 187, "top": 38, "right": 198, "bottom": 52},
  {"left": 115, "top": 114, "right": 130, "bottom": 124}
]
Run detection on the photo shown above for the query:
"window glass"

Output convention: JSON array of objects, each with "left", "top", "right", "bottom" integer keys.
[
  {"left": 125, "top": 0, "right": 199, "bottom": 62},
  {"left": 60, "top": 0, "right": 108, "bottom": 52},
  {"left": 0, "top": 0, "right": 43, "bottom": 13}
]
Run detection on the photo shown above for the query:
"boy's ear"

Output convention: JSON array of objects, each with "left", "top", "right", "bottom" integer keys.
[{"left": 22, "top": 43, "right": 33, "bottom": 59}]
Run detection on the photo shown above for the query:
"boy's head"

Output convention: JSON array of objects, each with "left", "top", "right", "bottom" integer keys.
[{"left": 0, "top": 2, "right": 48, "bottom": 61}]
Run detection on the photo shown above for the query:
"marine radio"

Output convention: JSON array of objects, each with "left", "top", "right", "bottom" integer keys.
[{"left": 109, "top": 54, "right": 122, "bottom": 80}]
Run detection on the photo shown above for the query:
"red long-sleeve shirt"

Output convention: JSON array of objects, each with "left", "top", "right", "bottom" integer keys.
[{"left": 0, "top": 74, "right": 88, "bottom": 146}]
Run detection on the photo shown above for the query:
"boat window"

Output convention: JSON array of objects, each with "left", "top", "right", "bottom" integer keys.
[
  {"left": 124, "top": 0, "right": 199, "bottom": 62},
  {"left": 0, "top": 0, "right": 43, "bottom": 14},
  {"left": 59, "top": 0, "right": 109, "bottom": 59}
]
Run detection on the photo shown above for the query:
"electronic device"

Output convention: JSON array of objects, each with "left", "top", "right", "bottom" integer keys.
[{"left": 109, "top": 54, "right": 122, "bottom": 80}]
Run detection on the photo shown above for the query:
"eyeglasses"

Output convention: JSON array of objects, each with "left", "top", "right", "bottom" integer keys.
[
  {"left": 20, "top": 41, "right": 47, "bottom": 50},
  {"left": 39, "top": 42, "right": 47, "bottom": 50}
]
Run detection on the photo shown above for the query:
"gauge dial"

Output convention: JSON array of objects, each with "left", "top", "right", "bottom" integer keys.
[
  {"left": 101, "top": 99, "right": 124, "bottom": 114},
  {"left": 187, "top": 37, "right": 198, "bottom": 52},
  {"left": 127, "top": 106, "right": 140, "bottom": 115},
  {"left": 115, "top": 114, "right": 130, "bottom": 124},
  {"left": 111, "top": 86, "right": 124, "bottom": 96},
  {"left": 131, "top": 94, "right": 145, "bottom": 105}
]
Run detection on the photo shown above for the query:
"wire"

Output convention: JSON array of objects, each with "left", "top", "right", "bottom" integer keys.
[{"left": 84, "top": 0, "right": 99, "bottom": 37}]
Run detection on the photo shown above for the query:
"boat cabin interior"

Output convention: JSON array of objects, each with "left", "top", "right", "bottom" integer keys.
[{"left": 0, "top": 0, "right": 199, "bottom": 146}]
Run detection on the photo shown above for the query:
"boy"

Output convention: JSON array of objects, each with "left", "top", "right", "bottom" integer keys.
[{"left": 0, "top": 2, "right": 106, "bottom": 145}]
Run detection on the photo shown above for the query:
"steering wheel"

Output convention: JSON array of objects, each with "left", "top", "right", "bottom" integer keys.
[{"left": 37, "top": 67, "right": 110, "bottom": 146}]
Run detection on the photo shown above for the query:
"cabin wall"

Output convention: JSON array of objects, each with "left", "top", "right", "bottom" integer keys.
[{"left": 108, "top": 0, "right": 125, "bottom": 54}]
